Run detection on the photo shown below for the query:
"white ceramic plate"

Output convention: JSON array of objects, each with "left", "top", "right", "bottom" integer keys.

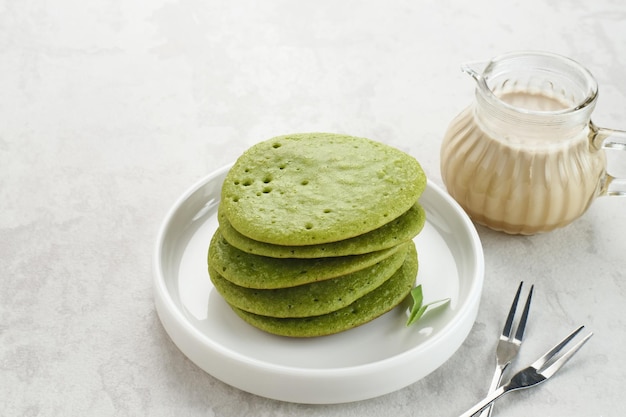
[{"left": 153, "top": 164, "right": 484, "bottom": 404}]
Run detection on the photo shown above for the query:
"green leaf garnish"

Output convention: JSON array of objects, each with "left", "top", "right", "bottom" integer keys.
[{"left": 406, "top": 285, "right": 450, "bottom": 326}]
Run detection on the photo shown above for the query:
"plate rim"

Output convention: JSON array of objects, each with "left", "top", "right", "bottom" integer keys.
[{"left": 153, "top": 163, "right": 485, "bottom": 401}]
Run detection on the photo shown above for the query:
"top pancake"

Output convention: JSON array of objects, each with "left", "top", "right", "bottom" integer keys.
[{"left": 220, "top": 133, "right": 426, "bottom": 246}]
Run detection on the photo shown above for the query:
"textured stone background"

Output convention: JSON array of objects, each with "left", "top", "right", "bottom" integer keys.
[{"left": 1, "top": 1, "right": 625, "bottom": 416}]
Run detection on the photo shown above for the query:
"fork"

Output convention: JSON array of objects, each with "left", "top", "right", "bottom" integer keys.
[
  {"left": 479, "top": 282, "right": 534, "bottom": 417},
  {"left": 457, "top": 325, "right": 593, "bottom": 417}
]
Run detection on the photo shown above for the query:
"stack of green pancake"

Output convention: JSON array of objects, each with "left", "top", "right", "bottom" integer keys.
[{"left": 207, "top": 133, "right": 427, "bottom": 337}]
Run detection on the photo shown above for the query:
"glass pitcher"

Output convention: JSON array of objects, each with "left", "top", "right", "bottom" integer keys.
[{"left": 440, "top": 51, "right": 626, "bottom": 234}]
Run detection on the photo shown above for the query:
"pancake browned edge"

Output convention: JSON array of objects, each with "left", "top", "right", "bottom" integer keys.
[{"left": 229, "top": 242, "right": 418, "bottom": 337}]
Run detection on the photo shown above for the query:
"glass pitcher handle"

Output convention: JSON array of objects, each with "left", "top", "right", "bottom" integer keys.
[
  {"left": 590, "top": 122, "right": 626, "bottom": 196},
  {"left": 603, "top": 175, "right": 626, "bottom": 196}
]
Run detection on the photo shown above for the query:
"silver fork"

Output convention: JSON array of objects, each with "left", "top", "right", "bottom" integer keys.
[
  {"left": 479, "top": 282, "right": 534, "bottom": 417},
  {"left": 457, "top": 325, "right": 593, "bottom": 417}
]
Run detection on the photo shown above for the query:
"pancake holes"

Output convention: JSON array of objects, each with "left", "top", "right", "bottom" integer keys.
[
  {"left": 242, "top": 179, "right": 253, "bottom": 186},
  {"left": 300, "top": 180, "right": 309, "bottom": 186},
  {"left": 256, "top": 192, "right": 262, "bottom": 196},
  {"left": 244, "top": 168, "right": 250, "bottom": 173},
  {"left": 304, "top": 222, "right": 313, "bottom": 230},
  {"left": 323, "top": 208, "right": 332, "bottom": 214},
  {"left": 263, "top": 187, "right": 272, "bottom": 194},
  {"left": 272, "top": 142, "right": 282, "bottom": 149},
  {"left": 313, "top": 298, "right": 319, "bottom": 302},
  {"left": 263, "top": 175, "right": 272, "bottom": 184},
  {"left": 279, "top": 163, "right": 287, "bottom": 170},
  {"left": 232, "top": 197, "right": 240, "bottom": 203},
  {"left": 234, "top": 180, "right": 240, "bottom": 185}
]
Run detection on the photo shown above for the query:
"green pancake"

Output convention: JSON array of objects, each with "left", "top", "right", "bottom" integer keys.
[
  {"left": 229, "top": 243, "right": 418, "bottom": 337},
  {"left": 208, "top": 229, "right": 405, "bottom": 289},
  {"left": 209, "top": 243, "right": 409, "bottom": 318},
  {"left": 220, "top": 133, "right": 426, "bottom": 246},
  {"left": 217, "top": 202, "right": 426, "bottom": 259}
]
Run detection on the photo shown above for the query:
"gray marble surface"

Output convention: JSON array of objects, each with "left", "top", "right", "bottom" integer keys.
[{"left": 2, "top": 0, "right": 625, "bottom": 416}]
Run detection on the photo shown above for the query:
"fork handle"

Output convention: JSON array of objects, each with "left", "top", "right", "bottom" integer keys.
[
  {"left": 457, "top": 386, "right": 507, "bottom": 417},
  {"left": 478, "top": 365, "right": 507, "bottom": 417}
]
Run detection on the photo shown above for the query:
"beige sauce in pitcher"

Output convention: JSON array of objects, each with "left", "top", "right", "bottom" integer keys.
[
  {"left": 500, "top": 91, "right": 570, "bottom": 111},
  {"left": 441, "top": 90, "right": 606, "bottom": 234}
]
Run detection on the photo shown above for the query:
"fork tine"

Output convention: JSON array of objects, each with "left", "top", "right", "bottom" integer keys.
[
  {"left": 540, "top": 331, "right": 593, "bottom": 379},
  {"left": 532, "top": 325, "right": 586, "bottom": 371},
  {"left": 513, "top": 285, "right": 533, "bottom": 342},
  {"left": 502, "top": 281, "right": 524, "bottom": 338}
]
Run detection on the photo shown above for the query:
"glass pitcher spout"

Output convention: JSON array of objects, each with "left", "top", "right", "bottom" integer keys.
[{"left": 461, "top": 60, "right": 488, "bottom": 83}]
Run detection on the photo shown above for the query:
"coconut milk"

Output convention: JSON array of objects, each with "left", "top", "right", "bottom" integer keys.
[{"left": 441, "top": 90, "right": 606, "bottom": 234}]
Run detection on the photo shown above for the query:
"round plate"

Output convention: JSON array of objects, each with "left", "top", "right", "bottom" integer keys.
[{"left": 153, "top": 164, "right": 484, "bottom": 404}]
